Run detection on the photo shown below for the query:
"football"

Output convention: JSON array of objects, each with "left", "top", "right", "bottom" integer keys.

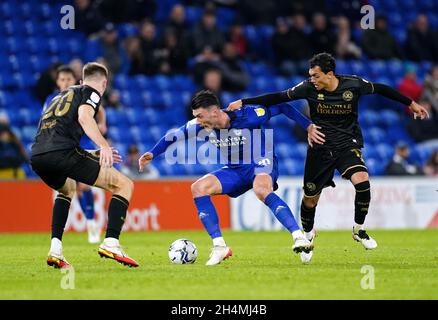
[{"left": 168, "top": 239, "right": 198, "bottom": 264}]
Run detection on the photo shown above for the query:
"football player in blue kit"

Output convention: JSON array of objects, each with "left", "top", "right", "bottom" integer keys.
[{"left": 139, "top": 90, "right": 325, "bottom": 265}]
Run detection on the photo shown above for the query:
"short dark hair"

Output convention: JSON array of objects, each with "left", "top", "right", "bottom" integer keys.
[
  {"left": 309, "top": 52, "right": 336, "bottom": 74},
  {"left": 56, "top": 65, "right": 75, "bottom": 79},
  {"left": 191, "top": 90, "right": 220, "bottom": 110},
  {"left": 82, "top": 62, "right": 108, "bottom": 80}
]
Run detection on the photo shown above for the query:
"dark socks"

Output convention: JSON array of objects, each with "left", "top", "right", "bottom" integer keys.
[
  {"left": 105, "top": 195, "right": 129, "bottom": 239},
  {"left": 51, "top": 195, "right": 71, "bottom": 240},
  {"left": 300, "top": 201, "right": 316, "bottom": 233},
  {"left": 354, "top": 181, "right": 371, "bottom": 225}
]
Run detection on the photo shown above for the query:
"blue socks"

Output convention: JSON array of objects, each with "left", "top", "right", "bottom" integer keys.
[
  {"left": 78, "top": 189, "right": 95, "bottom": 220},
  {"left": 194, "top": 196, "right": 222, "bottom": 239},
  {"left": 264, "top": 193, "right": 300, "bottom": 233}
]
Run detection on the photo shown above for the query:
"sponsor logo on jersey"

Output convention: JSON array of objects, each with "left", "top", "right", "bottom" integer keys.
[
  {"left": 254, "top": 108, "right": 266, "bottom": 117},
  {"left": 90, "top": 92, "right": 100, "bottom": 104}
]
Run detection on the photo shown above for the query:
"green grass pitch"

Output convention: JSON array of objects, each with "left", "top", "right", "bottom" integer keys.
[{"left": 1, "top": 230, "right": 437, "bottom": 299}]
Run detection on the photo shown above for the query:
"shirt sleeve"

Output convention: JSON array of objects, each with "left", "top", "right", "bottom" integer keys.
[
  {"left": 241, "top": 81, "right": 310, "bottom": 106},
  {"left": 270, "top": 103, "right": 312, "bottom": 130},
  {"left": 245, "top": 105, "right": 272, "bottom": 126},
  {"left": 149, "top": 119, "right": 202, "bottom": 157},
  {"left": 80, "top": 87, "right": 102, "bottom": 112},
  {"left": 285, "top": 81, "right": 311, "bottom": 100},
  {"left": 356, "top": 76, "right": 375, "bottom": 95}
]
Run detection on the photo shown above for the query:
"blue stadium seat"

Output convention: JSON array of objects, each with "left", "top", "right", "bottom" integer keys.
[
  {"left": 367, "top": 127, "right": 386, "bottom": 144},
  {"left": 359, "top": 110, "right": 381, "bottom": 128},
  {"left": 375, "top": 143, "right": 394, "bottom": 162},
  {"left": 387, "top": 60, "right": 404, "bottom": 77},
  {"left": 365, "top": 158, "right": 385, "bottom": 176},
  {"left": 380, "top": 109, "right": 400, "bottom": 127}
]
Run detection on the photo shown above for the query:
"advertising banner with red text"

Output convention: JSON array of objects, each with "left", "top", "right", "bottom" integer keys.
[{"left": 0, "top": 180, "right": 230, "bottom": 233}]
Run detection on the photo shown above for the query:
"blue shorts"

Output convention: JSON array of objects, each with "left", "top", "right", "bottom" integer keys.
[
  {"left": 80, "top": 136, "right": 96, "bottom": 150},
  {"left": 212, "top": 157, "right": 279, "bottom": 198}
]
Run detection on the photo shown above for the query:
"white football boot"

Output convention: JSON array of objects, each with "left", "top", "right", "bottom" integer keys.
[
  {"left": 205, "top": 246, "right": 233, "bottom": 266},
  {"left": 98, "top": 237, "right": 139, "bottom": 267},
  {"left": 300, "top": 229, "right": 316, "bottom": 264},
  {"left": 292, "top": 230, "right": 313, "bottom": 253},
  {"left": 352, "top": 227, "right": 378, "bottom": 250}
]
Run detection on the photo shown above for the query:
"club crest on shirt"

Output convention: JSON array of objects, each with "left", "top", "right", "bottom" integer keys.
[
  {"left": 317, "top": 93, "right": 324, "bottom": 100},
  {"left": 343, "top": 90, "right": 353, "bottom": 101}
]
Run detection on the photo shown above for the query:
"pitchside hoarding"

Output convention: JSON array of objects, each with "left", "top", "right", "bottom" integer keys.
[
  {"left": 0, "top": 181, "right": 230, "bottom": 232},
  {"left": 231, "top": 178, "right": 438, "bottom": 230}
]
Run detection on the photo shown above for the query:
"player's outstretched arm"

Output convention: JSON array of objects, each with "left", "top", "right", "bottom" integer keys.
[
  {"left": 370, "top": 83, "right": 429, "bottom": 119},
  {"left": 227, "top": 91, "right": 290, "bottom": 111},
  {"left": 270, "top": 103, "right": 325, "bottom": 147},
  {"left": 78, "top": 104, "right": 113, "bottom": 168},
  {"left": 138, "top": 120, "right": 201, "bottom": 172},
  {"left": 227, "top": 81, "right": 309, "bottom": 111}
]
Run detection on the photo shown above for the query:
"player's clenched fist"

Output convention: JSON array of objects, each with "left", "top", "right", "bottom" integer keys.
[{"left": 138, "top": 152, "right": 154, "bottom": 172}]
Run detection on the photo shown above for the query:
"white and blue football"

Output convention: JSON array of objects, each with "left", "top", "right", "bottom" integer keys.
[{"left": 168, "top": 239, "right": 198, "bottom": 264}]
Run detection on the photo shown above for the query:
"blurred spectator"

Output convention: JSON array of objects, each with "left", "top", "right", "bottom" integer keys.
[
  {"left": 271, "top": 15, "right": 310, "bottom": 76},
  {"left": 203, "top": 68, "right": 223, "bottom": 98},
  {"left": 124, "top": 36, "right": 146, "bottom": 75},
  {"left": 69, "top": 58, "right": 84, "bottom": 83},
  {"left": 239, "top": 0, "right": 276, "bottom": 25},
  {"left": 228, "top": 23, "right": 247, "bottom": 58},
  {"left": 421, "top": 65, "right": 438, "bottom": 115},
  {"left": 405, "top": 14, "right": 438, "bottom": 62},
  {"left": 34, "top": 62, "right": 63, "bottom": 103},
  {"left": 398, "top": 64, "right": 423, "bottom": 103},
  {"left": 385, "top": 142, "right": 424, "bottom": 176},
  {"left": 333, "top": 16, "right": 362, "bottom": 59},
  {"left": 192, "top": 46, "right": 221, "bottom": 84},
  {"left": 191, "top": 10, "right": 225, "bottom": 55},
  {"left": 407, "top": 99, "right": 438, "bottom": 143},
  {"left": 106, "top": 90, "right": 125, "bottom": 110},
  {"left": 309, "top": 13, "right": 335, "bottom": 55},
  {"left": 74, "top": 0, "right": 105, "bottom": 36},
  {"left": 187, "top": 68, "right": 223, "bottom": 119},
  {"left": 216, "top": 42, "right": 249, "bottom": 92},
  {"left": 164, "top": 4, "right": 190, "bottom": 42},
  {"left": 121, "top": 144, "right": 159, "bottom": 180},
  {"left": 0, "top": 113, "right": 28, "bottom": 180},
  {"left": 98, "top": 0, "right": 155, "bottom": 23},
  {"left": 157, "top": 30, "right": 189, "bottom": 75},
  {"left": 362, "top": 15, "right": 402, "bottom": 60},
  {"left": 424, "top": 150, "right": 438, "bottom": 176},
  {"left": 139, "top": 20, "right": 160, "bottom": 75},
  {"left": 97, "top": 23, "right": 126, "bottom": 74}
]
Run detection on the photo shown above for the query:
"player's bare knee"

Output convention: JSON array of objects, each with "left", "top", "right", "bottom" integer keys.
[
  {"left": 254, "top": 185, "right": 270, "bottom": 201},
  {"left": 191, "top": 181, "right": 209, "bottom": 198},
  {"left": 303, "top": 196, "right": 318, "bottom": 208},
  {"left": 118, "top": 176, "right": 134, "bottom": 200},
  {"left": 351, "top": 172, "right": 369, "bottom": 185},
  {"left": 58, "top": 179, "right": 76, "bottom": 199}
]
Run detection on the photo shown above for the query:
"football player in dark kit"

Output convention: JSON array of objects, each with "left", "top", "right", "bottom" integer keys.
[
  {"left": 31, "top": 62, "right": 139, "bottom": 268},
  {"left": 227, "top": 53, "right": 429, "bottom": 263}
]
